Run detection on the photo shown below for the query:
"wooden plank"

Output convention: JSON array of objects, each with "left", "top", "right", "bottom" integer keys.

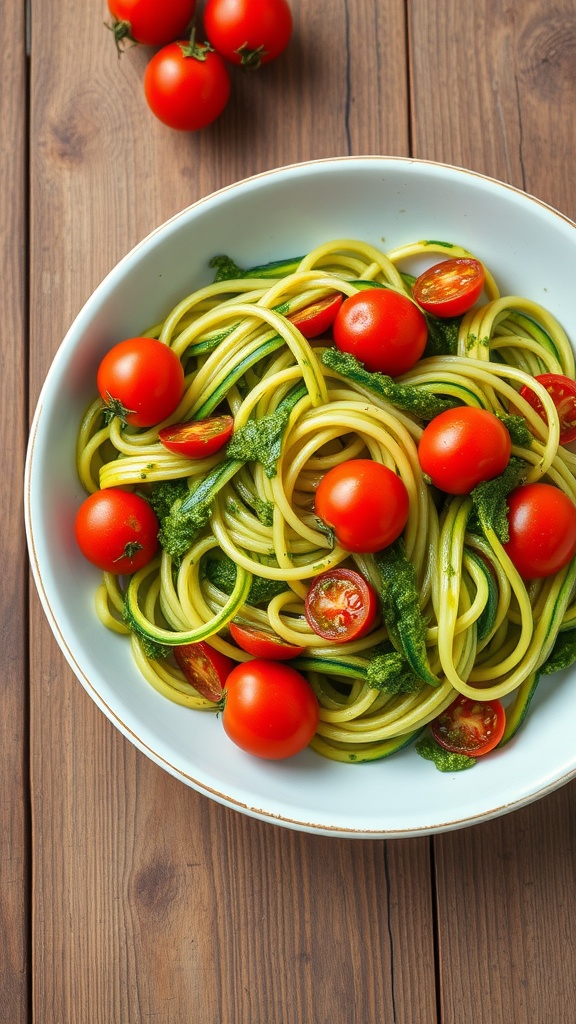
[
  {"left": 409, "top": 0, "right": 576, "bottom": 1019},
  {"left": 1, "top": 0, "right": 29, "bottom": 1019},
  {"left": 28, "top": 1, "right": 438, "bottom": 1022}
]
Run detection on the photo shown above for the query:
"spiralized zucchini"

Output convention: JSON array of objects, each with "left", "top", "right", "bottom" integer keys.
[{"left": 76, "top": 238, "right": 576, "bottom": 764}]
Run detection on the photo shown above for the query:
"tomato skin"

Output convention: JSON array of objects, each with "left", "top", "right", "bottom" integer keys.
[
  {"left": 304, "top": 568, "right": 378, "bottom": 643},
  {"left": 229, "top": 622, "right": 305, "bottom": 660},
  {"left": 203, "top": 0, "right": 293, "bottom": 68},
  {"left": 159, "top": 415, "right": 234, "bottom": 457},
  {"left": 97, "top": 337, "right": 185, "bottom": 428},
  {"left": 418, "top": 406, "right": 511, "bottom": 494},
  {"left": 431, "top": 695, "right": 505, "bottom": 756},
  {"left": 518, "top": 373, "right": 576, "bottom": 445},
  {"left": 288, "top": 294, "right": 343, "bottom": 339},
  {"left": 222, "top": 660, "right": 319, "bottom": 760},
  {"left": 107, "top": 0, "right": 196, "bottom": 47},
  {"left": 333, "top": 288, "right": 428, "bottom": 377},
  {"left": 75, "top": 489, "right": 159, "bottom": 574},
  {"left": 174, "top": 641, "right": 234, "bottom": 701},
  {"left": 144, "top": 40, "right": 231, "bottom": 131},
  {"left": 503, "top": 482, "right": 576, "bottom": 579},
  {"left": 413, "top": 258, "right": 485, "bottom": 318},
  {"left": 315, "top": 459, "right": 409, "bottom": 554}
]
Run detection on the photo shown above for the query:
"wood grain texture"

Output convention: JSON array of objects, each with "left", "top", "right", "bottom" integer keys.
[
  {"left": 1, "top": 0, "right": 29, "bottom": 1020},
  {"left": 27, "top": 2, "right": 438, "bottom": 1023}
]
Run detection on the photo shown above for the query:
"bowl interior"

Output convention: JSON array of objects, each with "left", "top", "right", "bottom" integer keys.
[{"left": 25, "top": 157, "right": 576, "bottom": 837}]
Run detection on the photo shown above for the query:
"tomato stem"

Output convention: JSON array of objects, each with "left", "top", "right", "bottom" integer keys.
[
  {"left": 105, "top": 19, "right": 135, "bottom": 58},
  {"left": 179, "top": 27, "right": 214, "bottom": 61},
  {"left": 234, "top": 43, "right": 268, "bottom": 70}
]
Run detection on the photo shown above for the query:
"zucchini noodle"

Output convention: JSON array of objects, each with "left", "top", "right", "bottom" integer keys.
[{"left": 76, "top": 238, "right": 576, "bottom": 765}]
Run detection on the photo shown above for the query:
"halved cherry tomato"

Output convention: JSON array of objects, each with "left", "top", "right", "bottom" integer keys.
[
  {"left": 518, "top": 373, "right": 576, "bottom": 445},
  {"left": 304, "top": 567, "right": 378, "bottom": 643},
  {"left": 503, "top": 482, "right": 576, "bottom": 579},
  {"left": 431, "top": 695, "right": 506, "bottom": 756},
  {"left": 412, "top": 258, "right": 485, "bottom": 318},
  {"left": 333, "top": 288, "right": 428, "bottom": 376},
  {"left": 229, "top": 622, "right": 305, "bottom": 660},
  {"left": 288, "top": 293, "right": 343, "bottom": 339},
  {"left": 222, "top": 659, "right": 319, "bottom": 760},
  {"left": 159, "top": 414, "right": 234, "bottom": 458},
  {"left": 174, "top": 641, "right": 234, "bottom": 702},
  {"left": 315, "top": 459, "right": 409, "bottom": 553},
  {"left": 97, "top": 337, "right": 185, "bottom": 428},
  {"left": 418, "top": 406, "right": 511, "bottom": 494},
  {"left": 75, "top": 488, "right": 159, "bottom": 574}
]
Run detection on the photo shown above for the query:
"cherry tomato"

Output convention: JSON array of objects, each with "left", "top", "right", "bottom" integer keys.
[
  {"left": 97, "top": 337, "right": 185, "bottom": 428},
  {"left": 222, "top": 659, "right": 319, "bottom": 760},
  {"left": 203, "top": 0, "right": 293, "bottom": 69},
  {"left": 75, "top": 489, "right": 159, "bottom": 574},
  {"left": 431, "top": 695, "right": 506, "bottom": 756},
  {"left": 144, "top": 38, "right": 231, "bottom": 132},
  {"left": 304, "top": 568, "right": 378, "bottom": 643},
  {"left": 288, "top": 293, "right": 343, "bottom": 339},
  {"left": 412, "top": 258, "right": 485, "bottom": 318},
  {"left": 174, "top": 641, "right": 234, "bottom": 701},
  {"left": 333, "top": 288, "right": 428, "bottom": 377},
  {"left": 229, "top": 622, "right": 305, "bottom": 660},
  {"left": 315, "top": 459, "right": 409, "bottom": 554},
  {"left": 418, "top": 406, "right": 511, "bottom": 495},
  {"left": 503, "top": 482, "right": 576, "bottom": 579},
  {"left": 159, "top": 414, "right": 234, "bottom": 458},
  {"left": 107, "top": 0, "right": 196, "bottom": 51},
  {"left": 518, "top": 373, "right": 576, "bottom": 445}
]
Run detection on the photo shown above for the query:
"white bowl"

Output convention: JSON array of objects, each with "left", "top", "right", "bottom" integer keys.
[{"left": 25, "top": 156, "right": 576, "bottom": 838}]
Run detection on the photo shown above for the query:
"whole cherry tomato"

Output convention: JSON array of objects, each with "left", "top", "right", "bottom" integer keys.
[
  {"left": 418, "top": 406, "right": 511, "bottom": 494},
  {"left": 203, "top": 0, "right": 293, "bottom": 69},
  {"left": 222, "top": 659, "right": 319, "bottom": 760},
  {"left": 333, "top": 288, "right": 428, "bottom": 376},
  {"left": 315, "top": 459, "right": 409, "bottom": 553},
  {"left": 144, "top": 37, "right": 230, "bottom": 131},
  {"left": 75, "top": 488, "right": 159, "bottom": 574},
  {"left": 503, "top": 482, "right": 576, "bottom": 579},
  {"left": 97, "top": 337, "right": 185, "bottom": 428},
  {"left": 107, "top": 0, "right": 196, "bottom": 52}
]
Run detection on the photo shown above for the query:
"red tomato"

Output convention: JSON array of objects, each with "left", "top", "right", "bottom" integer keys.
[
  {"left": 431, "top": 695, "right": 505, "bottom": 756},
  {"left": 107, "top": 0, "right": 196, "bottom": 50},
  {"left": 174, "top": 641, "right": 234, "bottom": 701},
  {"left": 203, "top": 0, "right": 293, "bottom": 68},
  {"left": 304, "top": 568, "right": 378, "bottom": 643},
  {"left": 75, "top": 489, "right": 159, "bottom": 574},
  {"left": 503, "top": 482, "right": 576, "bottom": 579},
  {"left": 222, "top": 659, "right": 319, "bottom": 760},
  {"left": 288, "top": 294, "right": 343, "bottom": 339},
  {"left": 229, "top": 622, "right": 305, "bottom": 660},
  {"left": 159, "top": 415, "right": 234, "bottom": 457},
  {"left": 418, "top": 406, "right": 511, "bottom": 494},
  {"left": 315, "top": 459, "right": 409, "bottom": 553},
  {"left": 518, "top": 373, "right": 576, "bottom": 445},
  {"left": 412, "top": 258, "right": 485, "bottom": 318},
  {"left": 144, "top": 39, "right": 230, "bottom": 131},
  {"left": 333, "top": 288, "right": 428, "bottom": 377},
  {"left": 97, "top": 337, "right": 185, "bottom": 428}
]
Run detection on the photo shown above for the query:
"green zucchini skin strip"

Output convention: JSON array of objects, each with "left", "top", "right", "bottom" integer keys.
[
  {"left": 125, "top": 563, "right": 252, "bottom": 647},
  {"left": 310, "top": 728, "right": 423, "bottom": 763}
]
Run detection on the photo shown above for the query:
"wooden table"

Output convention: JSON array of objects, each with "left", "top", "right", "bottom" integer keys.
[{"left": 5, "top": 0, "right": 576, "bottom": 1019}]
